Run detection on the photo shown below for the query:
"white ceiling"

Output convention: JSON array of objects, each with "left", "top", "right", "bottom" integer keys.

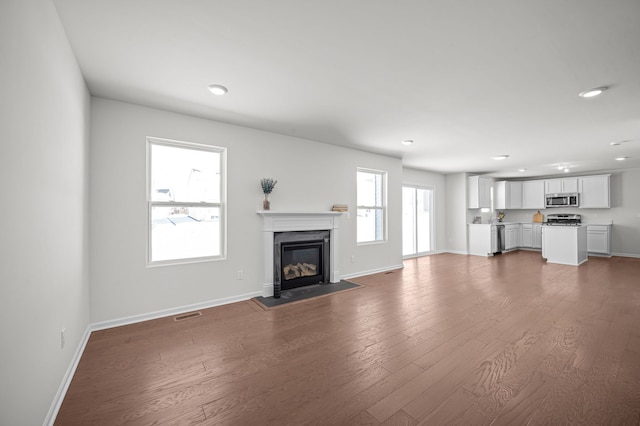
[{"left": 53, "top": 0, "right": 640, "bottom": 178}]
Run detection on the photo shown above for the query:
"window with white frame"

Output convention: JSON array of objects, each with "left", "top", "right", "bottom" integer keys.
[
  {"left": 147, "top": 137, "right": 225, "bottom": 265},
  {"left": 357, "top": 168, "right": 386, "bottom": 243}
]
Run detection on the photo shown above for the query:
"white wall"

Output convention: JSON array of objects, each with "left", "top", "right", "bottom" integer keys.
[
  {"left": 89, "top": 98, "right": 403, "bottom": 323},
  {"left": 402, "top": 167, "right": 447, "bottom": 253},
  {"left": 445, "top": 173, "right": 469, "bottom": 253},
  {"left": 0, "top": 1, "right": 91, "bottom": 425}
]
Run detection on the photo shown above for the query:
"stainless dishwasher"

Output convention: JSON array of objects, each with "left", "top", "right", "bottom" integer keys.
[{"left": 495, "top": 224, "right": 505, "bottom": 254}]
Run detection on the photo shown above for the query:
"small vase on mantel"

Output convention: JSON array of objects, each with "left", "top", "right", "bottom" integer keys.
[{"left": 260, "top": 177, "right": 277, "bottom": 211}]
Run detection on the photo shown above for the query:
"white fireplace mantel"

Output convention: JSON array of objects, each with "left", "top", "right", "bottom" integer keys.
[{"left": 257, "top": 211, "right": 342, "bottom": 297}]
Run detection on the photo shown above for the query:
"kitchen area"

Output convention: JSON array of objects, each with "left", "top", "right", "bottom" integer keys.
[{"left": 467, "top": 174, "right": 612, "bottom": 266}]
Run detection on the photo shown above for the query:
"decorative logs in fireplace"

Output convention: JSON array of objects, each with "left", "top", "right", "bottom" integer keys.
[
  {"left": 283, "top": 262, "right": 317, "bottom": 280},
  {"left": 273, "top": 230, "right": 330, "bottom": 298}
]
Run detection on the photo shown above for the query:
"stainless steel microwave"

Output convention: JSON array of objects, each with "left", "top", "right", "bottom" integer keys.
[{"left": 545, "top": 193, "right": 579, "bottom": 208}]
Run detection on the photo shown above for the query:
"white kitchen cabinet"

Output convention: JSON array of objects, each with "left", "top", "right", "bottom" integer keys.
[
  {"left": 521, "top": 224, "right": 533, "bottom": 248},
  {"left": 468, "top": 176, "right": 492, "bottom": 209},
  {"left": 522, "top": 180, "right": 545, "bottom": 209},
  {"left": 587, "top": 225, "right": 611, "bottom": 255},
  {"left": 468, "top": 224, "right": 493, "bottom": 256},
  {"left": 545, "top": 178, "right": 578, "bottom": 194},
  {"left": 579, "top": 175, "right": 610, "bottom": 208},
  {"left": 533, "top": 224, "right": 542, "bottom": 248},
  {"left": 495, "top": 181, "right": 522, "bottom": 210},
  {"left": 491, "top": 226, "right": 498, "bottom": 253},
  {"left": 505, "top": 224, "right": 520, "bottom": 250},
  {"left": 507, "top": 182, "right": 522, "bottom": 209},
  {"left": 494, "top": 181, "right": 506, "bottom": 210}
]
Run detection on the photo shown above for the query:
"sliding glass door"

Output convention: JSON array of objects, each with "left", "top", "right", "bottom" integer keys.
[{"left": 402, "top": 186, "right": 434, "bottom": 257}]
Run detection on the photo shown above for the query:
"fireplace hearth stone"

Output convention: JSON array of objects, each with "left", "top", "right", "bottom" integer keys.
[{"left": 254, "top": 280, "right": 360, "bottom": 308}]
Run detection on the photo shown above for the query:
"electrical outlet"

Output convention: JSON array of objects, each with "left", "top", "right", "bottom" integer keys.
[
  {"left": 351, "top": 255, "right": 356, "bottom": 263},
  {"left": 60, "top": 328, "right": 66, "bottom": 349},
  {"left": 346, "top": 212, "right": 351, "bottom": 219},
  {"left": 236, "top": 270, "right": 244, "bottom": 280}
]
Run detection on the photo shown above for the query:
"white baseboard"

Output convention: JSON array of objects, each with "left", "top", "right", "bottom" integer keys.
[
  {"left": 340, "top": 264, "right": 404, "bottom": 280},
  {"left": 444, "top": 250, "right": 469, "bottom": 255},
  {"left": 402, "top": 251, "right": 448, "bottom": 260},
  {"left": 612, "top": 252, "right": 640, "bottom": 258},
  {"left": 588, "top": 252, "right": 613, "bottom": 258},
  {"left": 44, "top": 325, "right": 92, "bottom": 426},
  {"left": 90, "top": 291, "right": 263, "bottom": 332}
]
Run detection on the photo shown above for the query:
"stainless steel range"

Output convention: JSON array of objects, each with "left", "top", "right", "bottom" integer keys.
[{"left": 545, "top": 213, "right": 582, "bottom": 226}]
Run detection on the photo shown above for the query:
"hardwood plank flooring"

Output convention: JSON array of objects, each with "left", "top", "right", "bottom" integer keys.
[{"left": 54, "top": 252, "right": 640, "bottom": 425}]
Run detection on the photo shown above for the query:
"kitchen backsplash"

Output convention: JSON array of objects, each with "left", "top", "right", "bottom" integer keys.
[{"left": 468, "top": 208, "right": 614, "bottom": 224}]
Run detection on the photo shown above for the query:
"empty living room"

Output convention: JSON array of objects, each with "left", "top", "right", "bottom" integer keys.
[{"left": 2, "top": 1, "right": 640, "bottom": 425}]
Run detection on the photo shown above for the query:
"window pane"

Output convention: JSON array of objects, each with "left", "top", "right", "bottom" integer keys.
[
  {"left": 151, "top": 144, "right": 220, "bottom": 203},
  {"left": 357, "top": 208, "right": 383, "bottom": 242},
  {"left": 151, "top": 206, "right": 221, "bottom": 262},
  {"left": 357, "top": 171, "right": 382, "bottom": 207}
]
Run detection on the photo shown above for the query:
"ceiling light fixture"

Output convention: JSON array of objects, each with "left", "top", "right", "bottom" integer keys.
[
  {"left": 611, "top": 139, "right": 640, "bottom": 146},
  {"left": 557, "top": 166, "right": 565, "bottom": 170},
  {"left": 615, "top": 156, "right": 629, "bottom": 161},
  {"left": 208, "top": 84, "right": 228, "bottom": 95},
  {"left": 492, "top": 155, "right": 509, "bottom": 160},
  {"left": 578, "top": 86, "right": 608, "bottom": 98},
  {"left": 401, "top": 139, "right": 414, "bottom": 145},
  {"left": 564, "top": 168, "right": 570, "bottom": 173},
  {"left": 518, "top": 168, "right": 527, "bottom": 172}
]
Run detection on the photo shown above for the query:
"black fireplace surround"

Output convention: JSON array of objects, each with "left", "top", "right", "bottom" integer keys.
[{"left": 273, "top": 230, "right": 330, "bottom": 298}]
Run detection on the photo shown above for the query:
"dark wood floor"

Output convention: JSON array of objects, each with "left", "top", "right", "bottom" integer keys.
[{"left": 55, "top": 252, "right": 640, "bottom": 425}]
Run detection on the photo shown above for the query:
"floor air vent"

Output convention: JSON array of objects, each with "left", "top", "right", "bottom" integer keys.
[{"left": 173, "top": 311, "right": 202, "bottom": 321}]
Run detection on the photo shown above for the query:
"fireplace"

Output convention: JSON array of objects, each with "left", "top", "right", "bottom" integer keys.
[
  {"left": 274, "top": 230, "right": 330, "bottom": 297},
  {"left": 258, "top": 211, "right": 342, "bottom": 298}
]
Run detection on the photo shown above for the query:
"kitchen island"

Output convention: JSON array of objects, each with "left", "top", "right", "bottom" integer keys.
[{"left": 541, "top": 224, "right": 588, "bottom": 266}]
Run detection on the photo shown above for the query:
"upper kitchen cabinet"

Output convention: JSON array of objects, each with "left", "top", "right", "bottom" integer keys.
[
  {"left": 507, "top": 181, "right": 522, "bottom": 209},
  {"left": 468, "top": 176, "right": 492, "bottom": 209},
  {"left": 522, "top": 180, "right": 545, "bottom": 209},
  {"left": 494, "top": 181, "right": 522, "bottom": 209},
  {"left": 579, "top": 174, "right": 610, "bottom": 208},
  {"left": 545, "top": 178, "right": 578, "bottom": 194},
  {"left": 494, "top": 181, "right": 506, "bottom": 209}
]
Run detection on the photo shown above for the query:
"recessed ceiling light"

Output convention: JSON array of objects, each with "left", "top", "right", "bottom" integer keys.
[
  {"left": 611, "top": 139, "right": 640, "bottom": 146},
  {"left": 564, "top": 168, "right": 570, "bottom": 173},
  {"left": 492, "top": 155, "right": 509, "bottom": 160},
  {"left": 401, "top": 139, "right": 414, "bottom": 145},
  {"left": 615, "top": 156, "right": 629, "bottom": 161},
  {"left": 208, "top": 84, "right": 228, "bottom": 95},
  {"left": 518, "top": 168, "right": 527, "bottom": 172},
  {"left": 557, "top": 166, "right": 564, "bottom": 170},
  {"left": 578, "top": 86, "right": 608, "bottom": 98}
]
